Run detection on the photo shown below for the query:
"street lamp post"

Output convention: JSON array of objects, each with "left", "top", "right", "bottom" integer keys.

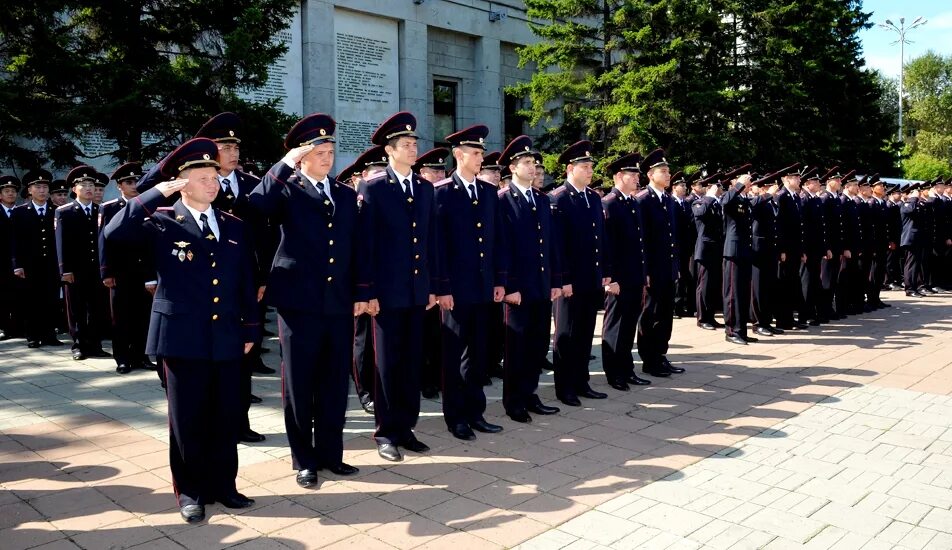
[{"left": 878, "top": 16, "right": 927, "bottom": 142}]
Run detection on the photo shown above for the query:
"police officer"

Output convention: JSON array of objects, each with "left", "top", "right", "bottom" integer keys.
[
  {"left": 864, "top": 175, "right": 890, "bottom": 309},
  {"left": 549, "top": 141, "right": 610, "bottom": 406},
  {"left": 100, "top": 163, "right": 155, "bottom": 374},
  {"left": 692, "top": 172, "right": 724, "bottom": 331},
  {"left": 433, "top": 125, "right": 507, "bottom": 440},
  {"left": 720, "top": 166, "right": 757, "bottom": 345},
  {"left": 837, "top": 171, "right": 863, "bottom": 315},
  {"left": 350, "top": 145, "right": 389, "bottom": 414},
  {"left": 49, "top": 179, "right": 70, "bottom": 208},
  {"left": 600, "top": 153, "right": 650, "bottom": 391},
  {"left": 1, "top": 176, "right": 22, "bottom": 340},
  {"left": 56, "top": 166, "right": 110, "bottom": 360},
  {"left": 479, "top": 152, "right": 503, "bottom": 187},
  {"left": 414, "top": 147, "right": 450, "bottom": 401},
  {"left": 671, "top": 172, "right": 695, "bottom": 318},
  {"left": 901, "top": 182, "right": 930, "bottom": 296},
  {"left": 250, "top": 113, "right": 361, "bottom": 488},
  {"left": 798, "top": 168, "right": 831, "bottom": 325},
  {"left": 634, "top": 149, "right": 684, "bottom": 376},
  {"left": 819, "top": 168, "right": 846, "bottom": 321},
  {"left": 104, "top": 138, "right": 259, "bottom": 523},
  {"left": 885, "top": 184, "right": 904, "bottom": 290},
  {"left": 774, "top": 165, "right": 809, "bottom": 331},
  {"left": 496, "top": 135, "right": 562, "bottom": 422},
  {"left": 12, "top": 171, "right": 63, "bottom": 348},
  {"left": 355, "top": 112, "right": 437, "bottom": 462}
]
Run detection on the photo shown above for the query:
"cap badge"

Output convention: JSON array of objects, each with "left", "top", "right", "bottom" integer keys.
[
  {"left": 202, "top": 154, "right": 210, "bottom": 160},
  {"left": 524, "top": 146, "right": 530, "bottom": 151},
  {"left": 228, "top": 130, "right": 235, "bottom": 137},
  {"left": 405, "top": 124, "right": 412, "bottom": 131},
  {"left": 585, "top": 151, "right": 590, "bottom": 157},
  {"left": 319, "top": 128, "right": 326, "bottom": 136}
]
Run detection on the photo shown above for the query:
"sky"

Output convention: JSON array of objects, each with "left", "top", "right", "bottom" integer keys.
[{"left": 860, "top": 0, "right": 952, "bottom": 78}]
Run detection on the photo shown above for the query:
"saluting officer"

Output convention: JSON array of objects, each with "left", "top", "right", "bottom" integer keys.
[
  {"left": 549, "top": 141, "right": 610, "bottom": 406},
  {"left": 901, "top": 182, "right": 929, "bottom": 296},
  {"left": 106, "top": 138, "right": 261, "bottom": 523},
  {"left": 600, "top": 153, "right": 650, "bottom": 391},
  {"left": 56, "top": 166, "right": 110, "bottom": 360},
  {"left": 433, "top": 125, "right": 507, "bottom": 441},
  {"left": 496, "top": 135, "right": 562, "bottom": 423},
  {"left": 720, "top": 165, "right": 756, "bottom": 345},
  {"left": 100, "top": 163, "right": 155, "bottom": 374},
  {"left": 350, "top": 145, "right": 389, "bottom": 414},
  {"left": 250, "top": 114, "right": 361, "bottom": 488},
  {"left": 692, "top": 172, "right": 725, "bottom": 331},
  {"left": 355, "top": 111, "right": 438, "bottom": 462},
  {"left": 634, "top": 149, "right": 684, "bottom": 376},
  {"left": 414, "top": 147, "right": 450, "bottom": 401},
  {"left": 748, "top": 169, "right": 787, "bottom": 337},
  {"left": 884, "top": 184, "right": 904, "bottom": 290},
  {"left": 104, "top": 138, "right": 259, "bottom": 523}
]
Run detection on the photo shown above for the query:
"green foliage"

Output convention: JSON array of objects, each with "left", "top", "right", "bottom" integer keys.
[
  {"left": 903, "top": 152, "right": 952, "bottom": 180},
  {"left": 903, "top": 51, "right": 952, "bottom": 164},
  {"left": 0, "top": 0, "right": 297, "bottom": 169}
]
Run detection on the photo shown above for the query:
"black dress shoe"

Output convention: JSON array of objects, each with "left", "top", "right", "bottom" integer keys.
[
  {"left": 296, "top": 469, "right": 318, "bottom": 487},
  {"left": 726, "top": 334, "right": 748, "bottom": 345},
  {"left": 361, "top": 400, "right": 375, "bottom": 414},
  {"left": 218, "top": 493, "right": 255, "bottom": 509},
  {"left": 508, "top": 409, "right": 532, "bottom": 423},
  {"left": 180, "top": 504, "right": 205, "bottom": 523},
  {"left": 141, "top": 357, "right": 158, "bottom": 370},
  {"left": 558, "top": 394, "right": 581, "bottom": 407},
  {"left": 470, "top": 419, "right": 503, "bottom": 433},
  {"left": 319, "top": 463, "right": 359, "bottom": 476},
  {"left": 642, "top": 366, "right": 671, "bottom": 377},
  {"left": 87, "top": 349, "right": 112, "bottom": 358},
  {"left": 808, "top": 319, "right": 821, "bottom": 326},
  {"left": 626, "top": 374, "right": 651, "bottom": 386},
  {"left": 608, "top": 380, "right": 630, "bottom": 391},
  {"left": 795, "top": 322, "right": 810, "bottom": 330},
  {"left": 527, "top": 402, "right": 559, "bottom": 415},
  {"left": 579, "top": 388, "right": 608, "bottom": 399},
  {"left": 72, "top": 349, "right": 86, "bottom": 360},
  {"left": 116, "top": 364, "right": 132, "bottom": 374},
  {"left": 27, "top": 341, "right": 41, "bottom": 348},
  {"left": 697, "top": 322, "right": 716, "bottom": 330},
  {"left": 754, "top": 327, "right": 774, "bottom": 337},
  {"left": 377, "top": 443, "right": 402, "bottom": 462},
  {"left": 421, "top": 386, "right": 439, "bottom": 399},
  {"left": 451, "top": 424, "right": 477, "bottom": 441},
  {"left": 239, "top": 429, "right": 266, "bottom": 443},
  {"left": 542, "top": 358, "right": 554, "bottom": 372},
  {"left": 403, "top": 437, "right": 430, "bottom": 454},
  {"left": 251, "top": 363, "right": 276, "bottom": 375},
  {"left": 249, "top": 394, "right": 262, "bottom": 404},
  {"left": 661, "top": 358, "right": 685, "bottom": 374},
  {"left": 711, "top": 321, "right": 725, "bottom": 329},
  {"left": 768, "top": 327, "right": 785, "bottom": 335},
  {"left": 744, "top": 336, "right": 759, "bottom": 343},
  {"left": 42, "top": 338, "right": 64, "bottom": 346}
]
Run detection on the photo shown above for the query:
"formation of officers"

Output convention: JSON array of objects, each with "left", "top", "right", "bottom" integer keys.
[{"left": 3, "top": 109, "right": 952, "bottom": 525}]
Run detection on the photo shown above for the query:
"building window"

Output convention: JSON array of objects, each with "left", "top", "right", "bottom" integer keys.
[
  {"left": 504, "top": 94, "right": 527, "bottom": 144},
  {"left": 433, "top": 80, "right": 457, "bottom": 146}
]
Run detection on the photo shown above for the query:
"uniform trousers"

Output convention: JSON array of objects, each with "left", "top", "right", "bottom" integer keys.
[
  {"left": 552, "top": 289, "right": 600, "bottom": 398},
  {"left": 109, "top": 277, "right": 151, "bottom": 366},
  {"left": 164, "top": 357, "right": 241, "bottom": 507},
  {"left": 63, "top": 272, "right": 104, "bottom": 352},
  {"left": 695, "top": 259, "right": 721, "bottom": 324},
  {"left": 722, "top": 257, "right": 751, "bottom": 338},
  {"left": 352, "top": 313, "right": 375, "bottom": 405},
  {"left": 372, "top": 306, "right": 424, "bottom": 446},
  {"left": 601, "top": 287, "right": 641, "bottom": 384},
  {"left": 503, "top": 300, "right": 550, "bottom": 415},
  {"left": 277, "top": 310, "right": 352, "bottom": 470},
  {"left": 751, "top": 254, "right": 777, "bottom": 328},
  {"left": 637, "top": 280, "right": 674, "bottom": 368},
  {"left": 441, "top": 303, "right": 490, "bottom": 428}
]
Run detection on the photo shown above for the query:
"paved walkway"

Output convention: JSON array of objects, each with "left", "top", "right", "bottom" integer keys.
[{"left": 1, "top": 293, "right": 951, "bottom": 549}]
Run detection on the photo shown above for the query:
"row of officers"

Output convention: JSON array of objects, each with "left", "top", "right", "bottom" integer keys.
[{"left": 3, "top": 110, "right": 951, "bottom": 524}]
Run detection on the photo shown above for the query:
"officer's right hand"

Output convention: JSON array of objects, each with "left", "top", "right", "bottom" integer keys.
[
  {"left": 367, "top": 299, "right": 380, "bottom": 316},
  {"left": 283, "top": 144, "right": 315, "bottom": 166},
  {"left": 561, "top": 284, "right": 573, "bottom": 298},
  {"left": 504, "top": 291, "right": 522, "bottom": 305},
  {"left": 438, "top": 295, "right": 454, "bottom": 311},
  {"left": 103, "top": 277, "right": 116, "bottom": 288},
  {"left": 354, "top": 302, "right": 368, "bottom": 316},
  {"left": 156, "top": 178, "right": 188, "bottom": 197},
  {"left": 13, "top": 268, "right": 25, "bottom": 278},
  {"left": 257, "top": 286, "right": 266, "bottom": 302},
  {"left": 550, "top": 288, "right": 562, "bottom": 301},
  {"left": 62, "top": 273, "right": 75, "bottom": 284}
]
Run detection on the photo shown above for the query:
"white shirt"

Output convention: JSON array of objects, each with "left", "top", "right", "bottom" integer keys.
[
  {"left": 2, "top": 205, "right": 12, "bottom": 218},
  {"left": 183, "top": 203, "right": 220, "bottom": 240},
  {"left": 32, "top": 201, "right": 47, "bottom": 215},
  {"left": 648, "top": 185, "right": 665, "bottom": 203},
  {"left": 511, "top": 180, "right": 535, "bottom": 206},
  {"left": 76, "top": 198, "right": 93, "bottom": 216},
  {"left": 303, "top": 172, "right": 334, "bottom": 208},
  {"left": 392, "top": 167, "right": 413, "bottom": 196},
  {"left": 456, "top": 171, "right": 478, "bottom": 199}
]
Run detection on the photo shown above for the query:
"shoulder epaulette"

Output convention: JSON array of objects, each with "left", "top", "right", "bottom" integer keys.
[
  {"left": 433, "top": 177, "right": 453, "bottom": 188},
  {"left": 219, "top": 209, "right": 241, "bottom": 221},
  {"left": 102, "top": 198, "right": 120, "bottom": 207},
  {"left": 635, "top": 189, "right": 650, "bottom": 199}
]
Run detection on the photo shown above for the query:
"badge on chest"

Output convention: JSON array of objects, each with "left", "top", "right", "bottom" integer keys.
[{"left": 172, "top": 241, "right": 193, "bottom": 262}]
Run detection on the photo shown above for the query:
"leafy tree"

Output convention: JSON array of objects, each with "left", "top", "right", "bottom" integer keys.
[
  {"left": 903, "top": 51, "right": 952, "bottom": 163},
  {"left": 0, "top": 0, "right": 297, "bottom": 170},
  {"left": 903, "top": 152, "right": 951, "bottom": 180}
]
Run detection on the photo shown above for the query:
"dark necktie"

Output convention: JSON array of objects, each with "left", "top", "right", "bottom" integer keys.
[
  {"left": 200, "top": 213, "right": 216, "bottom": 242},
  {"left": 403, "top": 179, "right": 413, "bottom": 202},
  {"left": 468, "top": 184, "right": 476, "bottom": 201},
  {"left": 222, "top": 178, "right": 232, "bottom": 198},
  {"left": 84, "top": 205, "right": 91, "bottom": 217},
  {"left": 37, "top": 207, "right": 44, "bottom": 217},
  {"left": 526, "top": 190, "right": 535, "bottom": 208}
]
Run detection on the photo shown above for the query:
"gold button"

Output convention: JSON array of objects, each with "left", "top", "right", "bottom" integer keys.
[
  {"left": 329, "top": 258, "right": 335, "bottom": 263},
  {"left": 541, "top": 267, "right": 545, "bottom": 272},
  {"left": 596, "top": 262, "right": 600, "bottom": 266},
  {"left": 327, "top": 276, "right": 333, "bottom": 282},
  {"left": 478, "top": 237, "right": 483, "bottom": 243},
  {"left": 415, "top": 254, "right": 420, "bottom": 260},
  {"left": 412, "top": 222, "right": 417, "bottom": 228},
  {"left": 327, "top": 222, "right": 333, "bottom": 228},
  {"left": 329, "top": 240, "right": 334, "bottom": 246},
  {"left": 480, "top": 252, "right": 485, "bottom": 258},
  {"left": 211, "top": 262, "right": 217, "bottom": 267},
  {"left": 414, "top": 269, "right": 419, "bottom": 274},
  {"left": 539, "top": 253, "right": 544, "bottom": 258},
  {"left": 212, "top": 314, "right": 219, "bottom": 320},
  {"left": 539, "top": 239, "right": 543, "bottom": 244},
  {"left": 213, "top": 297, "right": 220, "bottom": 303},
  {"left": 413, "top": 237, "right": 418, "bottom": 243},
  {"left": 477, "top": 222, "right": 482, "bottom": 228},
  {"left": 212, "top": 278, "right": 219, "bottom": 285}
]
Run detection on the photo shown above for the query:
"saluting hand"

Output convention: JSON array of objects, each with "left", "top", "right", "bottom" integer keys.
[
  {"left": 605, "top": 282, "right": 620, "bottom": 295},
  {"left": 283, "top": 144, "right": 315, "bottom": 167},
  {"left": 156, "top": 178, "right": 188, "bottom": 197}
]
